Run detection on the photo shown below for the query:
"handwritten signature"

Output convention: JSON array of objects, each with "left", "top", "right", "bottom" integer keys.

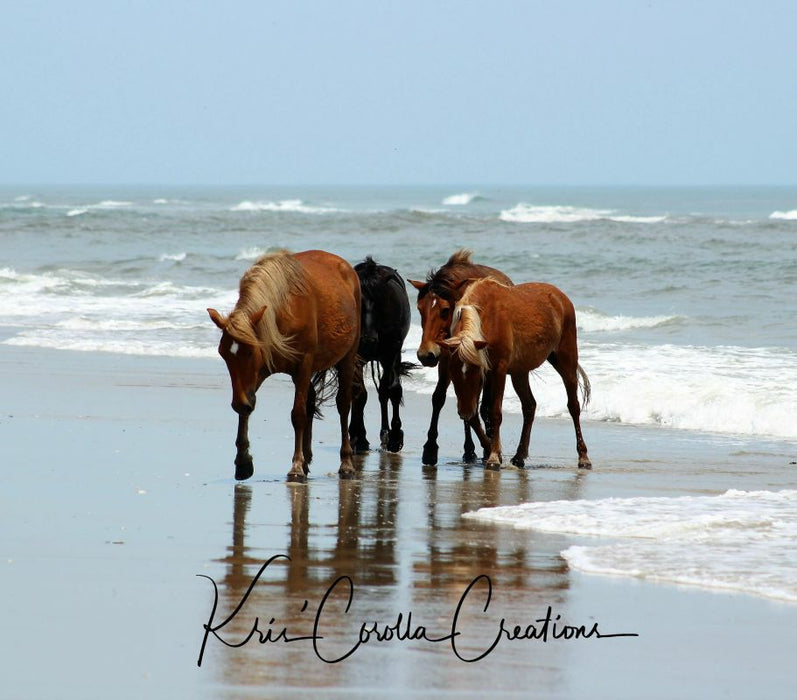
[{"left": 197, "top": 554, "right": 638, "bottom": 666}]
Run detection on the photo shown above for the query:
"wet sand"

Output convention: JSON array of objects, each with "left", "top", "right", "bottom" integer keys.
[{"left": 1, "top": 345, "right": 796, "bottom": 699}]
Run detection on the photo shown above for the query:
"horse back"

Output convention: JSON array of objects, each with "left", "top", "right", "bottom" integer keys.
[
  {"left": 288, "top": 250, "right": 361, "bottom": 369},
  {"left": 470, "top": 280, "right": 575, "bottom": 371}
]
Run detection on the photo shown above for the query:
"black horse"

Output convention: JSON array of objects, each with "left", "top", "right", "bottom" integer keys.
[{"left": 349, "top": 257, "right": 414, "bottom": 453}]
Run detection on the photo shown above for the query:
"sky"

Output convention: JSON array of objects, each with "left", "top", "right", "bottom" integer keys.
[{"left": 2, "top": 0, "right": 796, "bottom": 186}]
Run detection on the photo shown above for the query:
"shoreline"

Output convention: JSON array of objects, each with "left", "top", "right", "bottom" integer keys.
[{"left": 1, "top": 344, "right": 796, "bottom": 699}]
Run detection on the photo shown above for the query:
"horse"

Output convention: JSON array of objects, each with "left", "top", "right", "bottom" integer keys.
[
  {"left": 348, "top": 256, "right": 414, "bottom": 454},
  {"left": 440, "top": 277, "right": 591, "bottom": 470},
  {"left": 407, "top": 249, "right": 513, "bottom": 466},
  {"left": 207, "top": 249, "right": 361, "bottom": 482}
]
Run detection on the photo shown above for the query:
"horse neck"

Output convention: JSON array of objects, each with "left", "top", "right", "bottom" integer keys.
[
  {"left": 453, "top": 304, "right": 489, "bottom": 370},
  {"left": 231, "top": 287, "right": 303, "bottom": 372}
]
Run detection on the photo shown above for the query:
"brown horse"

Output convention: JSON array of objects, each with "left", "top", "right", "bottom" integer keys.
[
  {"left": 408, "top": 249, "right": 512, "bottom": 466},
  {"left": 440, "top": 277, "right": 591, "bottom": 470},
  {"left": 207, "top": 249, "right": 361, "bottom": 482}
]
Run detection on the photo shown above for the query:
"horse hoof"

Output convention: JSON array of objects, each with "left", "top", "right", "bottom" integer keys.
[
  {"left": 422, "top": 444, "right": 439, "bottom": 466},
  {"left": 462, "top": 450, "right": 477, "bottom": 463},
  {"left": 386, "top": 430, "right": 404, "bottom": 453},
  {"left": 486, "top": 458, "right": 502, "bottom": 471},
  {"left": 352, "top": 438, "right": 370, "bottom": 454},
  {"left": 578, "top": 456, "right": 592, "bottom": 470},
  {"left": 234, "top": 455, "right": 254, "bottom": 481},
  {"left": 510, "top": 456, "right": 525, "bottom": 468},
  {"left": 286, "top": 471, "right": 307, "bottom": 483},
  {"left": 339, "top": 468, "right": 356, "bottom": 480}
]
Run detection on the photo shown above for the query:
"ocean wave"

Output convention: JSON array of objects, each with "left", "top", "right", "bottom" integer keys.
[
  {"left": 465, "top": 490, "right": 797, "bottom": 603},
  {"left": 96, "top": 200, "right": 133, "bottom": 208},
  {"left": 230, "top": 199, "right": 342, "bottom": 214},
  {"left": 3, "top": 332, "right": 216, "bottom": 359},
  {"left": 0, "top": 200, "right": 47, "bottom": 210},
  {"left": 158, "top": 252, "right": 187, "bottom": 262},
  {"left": 769, "top": 209, "right": 797, "bottom": 220},
  {"left": 235, "top": 246, "right": 275, "bottom": 261},
  {"left": 580, "top": 342, "right": 797, "bottom": 439},
  {"left": 577, "top": 308, "right": 683, "bottom": 333},
  {"left": 442, "top": 192, "right": 482, "bottom": 206},
  {"left": 500, "top": 203, "right": 666, "bottom": 224}
]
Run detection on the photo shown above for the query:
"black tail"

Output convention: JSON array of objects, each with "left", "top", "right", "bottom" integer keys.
[
  {"left": 310, "top": 368, "right": 339, "bottom": 418},
  {"left": 363, "top": 359, "right": 417, "bottom": 389}
]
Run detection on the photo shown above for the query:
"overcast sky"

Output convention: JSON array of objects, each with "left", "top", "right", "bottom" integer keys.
[{"left": 2, "top": 1, "right": 795, "bottom": 186}]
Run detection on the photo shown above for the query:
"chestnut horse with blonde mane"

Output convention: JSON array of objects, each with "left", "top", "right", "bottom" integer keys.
[
  {"left": 208, "top": 249, "right": 361, "bottom": 482},
  {"left": 441, "top": 277, "right": 591, "bottom": 470},
  {"left": 408, "top": 249, "right": 512, "bottom": 466}
]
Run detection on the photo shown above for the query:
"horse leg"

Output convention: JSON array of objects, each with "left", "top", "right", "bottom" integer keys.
[
  {"left": 378, "top": 359, "right": 391, "bottom": 449},
  {"left": 349, "top": 362, "right": 370, "bottom": 454},
  {"left": 234, "top": 412, "right": 254, "bottom": 480},
  {"left": 462, "top": 420, "right": 477, "bottom": 463},
  {"left": 422, "top": 357, "right": 450, "bottom": 466},
  {"left": 303, "top": 379, "right": 317, "bottom": 468},
  {"left": 385, "top": 355, "right": 405, "bottom": 452},
  {"left": 467, "top": 414, "right": 490, "bottom": 455},
  {"left": 335, "top": 349, "right": 357, "bottom": 478},
  {"left": 287, "top": 366, "right": 312, "bottom": 482},
  {"left": 480, "top": 372, "right": 494, "bottom": 439},
  {"left": 509, "top": 372, "right": 536, "bottom": 468},
  {"left": 548, "top": 351, "right": 591, "bottom": 469},
  {"left": 485, "top": 366, "right": 507, "bottom": 470}
]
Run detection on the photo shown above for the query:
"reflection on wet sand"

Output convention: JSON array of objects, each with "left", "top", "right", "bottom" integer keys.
[{"left": 204, "top": 453, "right": 589, "bottom": 694}]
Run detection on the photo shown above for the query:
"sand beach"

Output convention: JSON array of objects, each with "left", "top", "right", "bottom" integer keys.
[{"left": 1, "top": 343, "right": 795, "bottom": 699}]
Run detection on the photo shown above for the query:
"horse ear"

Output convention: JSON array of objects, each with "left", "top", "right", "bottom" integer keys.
[
  {"left": 473, "top": 339, "right": 488, "bottom": 350},
  {"left": 207, "top": 308, "right": 226, "bottom": 330},
  {"left": 408, "top": 279, "right": 425, "bottom": 291},
  {"left": 250, "top": 305, "right": 267, "bottom": 327}
]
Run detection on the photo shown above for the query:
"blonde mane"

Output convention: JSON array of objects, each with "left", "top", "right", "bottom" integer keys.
[
  {"left": 226, "top": 250, "right": 311, "bottom": 371},
  {"left": 450, "top": 304, "right": 490, "bottom": 371}
]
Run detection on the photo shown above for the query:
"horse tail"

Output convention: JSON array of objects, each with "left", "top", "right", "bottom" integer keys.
[
  {"left": 363, "top": 359, "right": 416, "bottom": 387},
  {"left": 577, "top": 363, "right": 591, "bottom": 408},
  {"left": 311, "top": 368, "right": 339, "bottom": 417},
  {"left": 399, "top": 360, "right": 417, "bottom": 377}
]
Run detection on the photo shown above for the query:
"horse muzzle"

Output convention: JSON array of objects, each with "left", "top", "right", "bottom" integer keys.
[
  {"left": 232, "top": 392, "right": 256, "bottom": 415},
  {"left": 417, "top": 348, "right": 440, "bottom": 367}
]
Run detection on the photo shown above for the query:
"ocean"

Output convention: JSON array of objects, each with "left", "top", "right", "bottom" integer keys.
[{"left": 2, "top": 184, "right": 796, "bottom": 603}]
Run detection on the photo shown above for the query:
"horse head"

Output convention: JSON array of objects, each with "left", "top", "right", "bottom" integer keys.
[
  {"left": 409, "top": 276, "right": 481, "bottom": 367},
  {"left": 408, "top": 281, "right": 453, "bottom": 367},
  {"left": 207, "top": 305, "right": 268, "bottom": 415}
]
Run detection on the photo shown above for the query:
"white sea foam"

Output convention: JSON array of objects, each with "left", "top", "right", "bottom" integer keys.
[
  {"left": 465, "top": 490, "right": 797, "bottom": 603},
  {"left": 576, "top": 309, "right": 682, "bottom": 333},
  {"left": 236, "top": 247, "right": 269, "bottom": 261},
  {"left": 769, "top": 209, "right": 797, "bottom": 220},
  {"left": 499, "top": 203, "right": 666, "bottom": 224},
  {"left": 67, "top": 208, "right": 88, "bottom": 217},
  {"left": 0, "top": 267, "right": 234, "bottom": 358},
  {"left": 442, "top": 192, "right": 479, "bottom": 206},
  {"left": 230, "top": 199, "right": 341, "bottom": 214},
  {"left": 158, "top": 252, "right": 187, "bottom": 262}
]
